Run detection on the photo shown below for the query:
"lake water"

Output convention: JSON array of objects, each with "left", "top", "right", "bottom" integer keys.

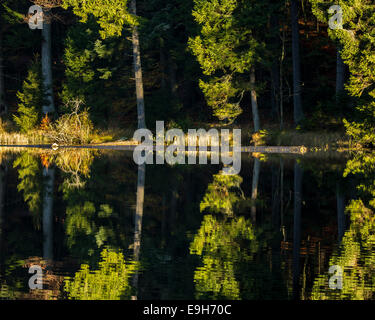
[{"left": 0, "top": 148, "right": 374, "bottom": 300}]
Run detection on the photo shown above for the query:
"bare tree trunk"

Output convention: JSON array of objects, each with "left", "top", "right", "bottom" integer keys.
[
  {"left": 41, "top": 8, "right": 55, "bottom": 114},
  {"left": 130, "top": 0, "right": 146, "bottom": 129},
  {"left": 270, "top": 15, "right": 280, "bottom": 121},
  {"left": 0, "top": 32, "right": 6, "bottom": 116},
  {"left": 43, "top": 167, "right": 55, "bottom": 261},
  {"left": 336, "top": 47, "right": 345, "bottom": 115},
  {"left": 131, "top": 163, "right": 146, "bottom": 300},
  {"left": 160, "top": 38, "right": 166, "bottom": 90},
  {"left": 167, "top": 53, "right": 178, "bottom": 96},
  {"left": 280, "top": 24, "right": 286, "bottom": 130},
  {"left": 291, "top": 0, "right": 304, "bottom": 125},
  {"left": 250, "top": 68, "right": 260, "bottom": 132},
  {"left": 293, "top": 161, "right": 303, "bottom": 300},
  {"left": 251, "top": 157, "right": 260, "bottom": 223},
  {"left": 336, "top": 49, "right": 345, "bottom": 94}
]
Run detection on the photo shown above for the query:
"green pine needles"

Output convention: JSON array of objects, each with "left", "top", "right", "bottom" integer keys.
[{"left": 13, "top": 59, "right": 43, "bottom": 133}]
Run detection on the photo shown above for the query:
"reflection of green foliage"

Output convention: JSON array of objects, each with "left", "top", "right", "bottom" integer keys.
[
  {"left": 344, "top": 152, "right": 375, "bottom": 209},
  {"left": 189, "top": 172, "right": 281, "bottom": 300},
  {"left": 200, "top": 173, "right": 244, "bottom": 215},
  {"left": 311, "top": 200, "right": 375, "bottom": 300},
  {"left": 64, "top": 249, "right": 137, "bottom": 300},
  {"left": 13, "top": 152, "right": 42, "bottom": 216},
  {"left": 190, "top": 214, "right": 257, "bottom": 299},
  {"left": 312, "top": 153, "right": 375, "bottom": 300},
  {"left": 65, "top": 200, "right": 117, "bottom": 257}
]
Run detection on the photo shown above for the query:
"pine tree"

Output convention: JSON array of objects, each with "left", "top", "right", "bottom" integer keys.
[
  {"left": 62, "top": 0, "right": 146, "bottom": 129},
  {"left": 13, "top": 59, "right": 43, "bottom": 133},
  {"left": 310, "top": 0, "right": 375, "bottom": 146},
  {"left": 189, "top": 0, "right": 277, "bottom": 129}
]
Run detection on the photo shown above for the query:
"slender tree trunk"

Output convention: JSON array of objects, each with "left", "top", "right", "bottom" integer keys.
[
  {"left": 160, "top": 38, "right": 166, "bottom": 90},
  {"left": 251, "top": 157, "right": 260, "bottom": 222},
  {"left": 293, "top": 161, "right": 303, "bottom": 300},
  {"left": 0, "top": 32, "right": 6, "bottom": 116},
  {"left": 43, "top": 167, "right": 55, "bottom": 261},
  {"left": 336, "top": 47, "right": 345, "bottom": 115},
  {"left": 280, "top": 24, "right": 286, "bottom": 130},
  {"left": 270, "top": 15, "right": 280, "bottom": 120},
  {"left": 130, "top": 0, "right": 146, "bottom": 129},
  {"left": 291, "top": 0, "right": 303, "bottom": 125},
  {"left": 336, "top": 183, "right": 345, "bottom": 242},
  {"left": 250, "top": 68, "right": 260, "bottom": 132},
  {"left": 167, "top": 53, "right": 177, "bottom": 96},
  {"left": 41, "top": 8, "right": 55, "bottom": 114},
  {"left": 131, "top": 163, "right": 146, "bottom": 300}
]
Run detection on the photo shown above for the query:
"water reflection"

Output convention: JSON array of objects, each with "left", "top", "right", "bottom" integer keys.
[{"left": 0, "top": 149, "right": 374, "bottom": 300}]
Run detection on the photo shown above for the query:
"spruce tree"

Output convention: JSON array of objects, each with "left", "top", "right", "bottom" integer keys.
[
  {"left": 13, "top": 59, "right": 43, "bottom": 133},
  {"left": 310, "top": 0, "right": 375, "bottom": 146},
  {"left": 189, "top": 0, "right": 277, "bottom": 129}
]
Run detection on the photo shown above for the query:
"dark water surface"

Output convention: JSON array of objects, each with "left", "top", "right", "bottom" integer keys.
[{"left": 0, "top": 149, "right": 374, "bottom": 300}]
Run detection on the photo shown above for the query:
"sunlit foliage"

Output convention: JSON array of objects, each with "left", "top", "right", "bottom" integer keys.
[{"left": 64, "top": 248, "right": 137, "bottom": 300}]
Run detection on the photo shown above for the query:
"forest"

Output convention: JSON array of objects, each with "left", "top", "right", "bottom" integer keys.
[
  {"left": 2, "top": 0, "right": 375, "bottom": 303},
  {"left": 0, "top": 0, "right": 373, "bottom": 149}
]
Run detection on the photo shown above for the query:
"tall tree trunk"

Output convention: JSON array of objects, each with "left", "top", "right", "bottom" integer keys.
[
  {"left": 250, "top": 68, "right": 260, "bottom": 132},
  {"left": 336, "top": 47, "right": 345, "bottom": 115},
  {"left": 336, "top": 49, "right": 345, "bottom": 95},
  {"left": 336, "top": 183, "right": 345, "bottom": 242},
  {"left": 43, "top": 167, "right": 55, "bottom": 261},
  {"left": 291, "top": 0, "right": 304, "bottom": 125},
  {"left": 160, "top": 38, "right": 166, "bottom": 90},
  {"left": 167, "top": 53, "right": 178, "bottom": 96},
  {"left": 0, "top": 32, "right": 6, "bottom": 116},
  {"left": 280, "top": 23, "right": 286, "bottom": 130},
  {"left": 251, "top": 157, "right": 260, "bottom": 222},
  {"left": 292, "top": 161, "right": 303, "bottom": 299},
  {"left": 270, "top": 15, "right": 280, "bottom": 120},
  {"left": 130, "top": 0, "right": 146, "bottom": 129},
  {"left": 41, "top": 8, "right": 55, "bottom": 114},
  {"left": 131, "top": 163, "right": 146, "bottom": 300}
]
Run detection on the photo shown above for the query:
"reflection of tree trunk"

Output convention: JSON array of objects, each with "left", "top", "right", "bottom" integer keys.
[
  {"left": 43, "top": 167, "right": 55, "bottom": 261},
  {"left": 280, "top": 158, "right": 285, "bottom": 235},
  {"left": 41, "top": 8, "right": 55, "bottom": 114},
  {"left": 293, "top": 161, "right": 303, "bottom": 300},
  {"left": 272, "top": 162, "right": 281, "bottom": 229},
  {"left": 0, "top": 164, "right": 6, "bottom": 258},
  {"left": 130, "top": 0, "right": 146, "bottom": 129},
  {"left": 291, "top": 0, "right": 304, "bottom": 125},
  {"left": 170, "top": 182, "right": 178, "bottom": 228},
  {"left": 131, "top": 163, "right": 146, "bottom": 300},
  {"left": 336, "top": 183, "right": 345, "bottom": 242},
  {"left": 251, "top": 158, "right": 260, "bottom": 223}
]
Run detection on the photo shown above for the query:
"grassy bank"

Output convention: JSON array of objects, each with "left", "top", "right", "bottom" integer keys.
[{"left": 0, "top": 117, "right": 352, "bottom": 151}]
